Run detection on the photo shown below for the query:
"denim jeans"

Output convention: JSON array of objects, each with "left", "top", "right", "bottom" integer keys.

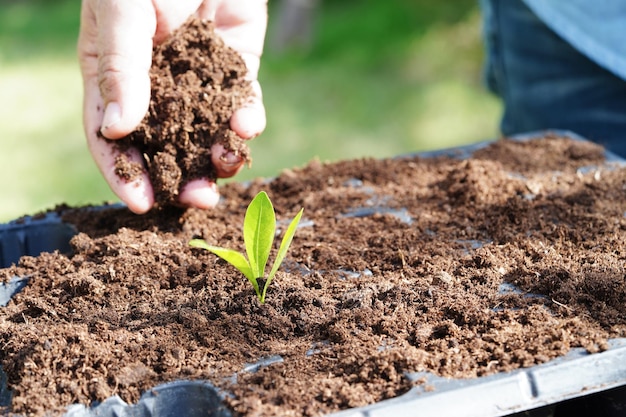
[{"left": 479, "top": 0, "right": 626, "bottom": 157}]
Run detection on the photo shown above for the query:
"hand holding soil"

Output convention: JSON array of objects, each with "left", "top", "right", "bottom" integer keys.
[{"left": 78, "top": 0, "right": 267, "bottom": 214}]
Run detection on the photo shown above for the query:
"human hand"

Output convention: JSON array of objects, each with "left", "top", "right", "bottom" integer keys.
[{"left": 78, "top": 0, "right": 267, "bottom": 214}]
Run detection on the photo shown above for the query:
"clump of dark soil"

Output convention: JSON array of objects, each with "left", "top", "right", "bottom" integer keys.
[
  {"left": 1, "top": 135, "right": 626, "bottom": 416},
  {"left": 112, "top": 18, "right": 252, "bottom": 205}
]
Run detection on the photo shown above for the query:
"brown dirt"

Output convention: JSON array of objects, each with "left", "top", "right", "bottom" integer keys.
[
  {"left": 111, "top": 18, "right": 252, "bottom": 206},
  {"left": 1, "top": 135, "right": 626, "bottom": 416}
]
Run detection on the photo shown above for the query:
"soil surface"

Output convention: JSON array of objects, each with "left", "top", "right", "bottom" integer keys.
[
  {"left": 111, "top": 18, "right": 252, "bottom": 205},
  {"left": 1, "top": 135, "right": 626, "bottom": 416}
]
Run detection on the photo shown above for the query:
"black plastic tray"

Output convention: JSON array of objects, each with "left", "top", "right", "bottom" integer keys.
[{"left": 2, "top": 131, "right": 626, "bottom": 417}]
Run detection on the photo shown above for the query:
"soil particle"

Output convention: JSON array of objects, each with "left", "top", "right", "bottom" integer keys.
[{"left": 2, "top": 135, "right": 626, "bottom": 416}]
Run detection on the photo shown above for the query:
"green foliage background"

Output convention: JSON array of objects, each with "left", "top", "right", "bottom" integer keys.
[{"left": 0, "top": 0, "right": 501, "bottom": 222}]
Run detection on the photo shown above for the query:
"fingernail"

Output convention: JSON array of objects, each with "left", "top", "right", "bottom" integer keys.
[
  {"left": 220, "top": 151, "right": 243, "bottom": 166},
  {"left": 101, "top": 102, "right": 121, "bottom": 133}
]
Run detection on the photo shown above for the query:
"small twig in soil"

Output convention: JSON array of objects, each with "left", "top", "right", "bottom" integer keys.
[{"left": 551, "top": 298, "right": 572, "bottom": 311}]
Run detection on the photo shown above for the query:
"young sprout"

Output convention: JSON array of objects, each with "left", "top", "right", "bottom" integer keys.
[{"left": 189, "top": 191, "right": 304, "bottom": 303}]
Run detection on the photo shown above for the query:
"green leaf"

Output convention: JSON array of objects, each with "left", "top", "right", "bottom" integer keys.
[
  {"left": 262, "top": 208, "right": 304, "bottom": 302},
  {"left": 189, "top": 239, "right": 258, "bottom": 292},
  {"left": 244, "top": 191, "right": 276, "bottom": 280},
  {"left": 190, "top": 193, "right": 302, "bottom": 304}
]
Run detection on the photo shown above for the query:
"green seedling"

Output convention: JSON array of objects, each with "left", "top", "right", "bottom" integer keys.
[{"left": 189, "top": 191, "right": 304, "bottom": 303}]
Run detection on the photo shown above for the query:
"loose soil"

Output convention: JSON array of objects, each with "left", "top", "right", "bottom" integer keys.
[
  {"left": 111, "top": 18, "right": 252, "bottom": 205},
  {"left": 1, "top": 135, "right": 626, "bottom": 416}
]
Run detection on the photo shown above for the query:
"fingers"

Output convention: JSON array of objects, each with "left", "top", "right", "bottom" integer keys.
[
  {"left": 179, "top": 179, "right": 221, "bottom": 209},
  {"left": 78, "top": 0, "right": 157, "bottom": 213},
  {"left": 201, "top": 0, "right": 268, "bottom": 140},
  {"left": 85, "top": 104, "right": 155, "bottom": 214},
  {"left": 86, "top": 0, "right": 157, "bottom": 139},
  {"left": 184, "top": 1, "right": 268, "bottom": 202},
  {"left": 201, "top": 0, "right": 268, "bottom": 61},
  {"left": 151, "top": 0, "right": 204, "bottom": 42},
  {"left": 214, "top": 83, "right": 265, "bottom": 180},
  {"left": 80, "top": 34, "right": 153, "bottom": 212},
  {"left": 230, "top": 80, "right": 266, "bottom": 139},
  {"left": 211, "top": 143, "right": 246, "bottom": 178}
]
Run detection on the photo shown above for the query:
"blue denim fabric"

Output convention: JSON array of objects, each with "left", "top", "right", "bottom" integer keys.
[
  {"left": 523, "top": 0, "right": 626, "bottom": 81},
  {"left": 479, "top": 0, "right": 626, "bottom": 157}
]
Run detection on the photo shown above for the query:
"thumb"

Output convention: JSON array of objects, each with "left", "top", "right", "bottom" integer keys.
[{"left": 94, "top": 0, "right": 157, "bottom": 139}]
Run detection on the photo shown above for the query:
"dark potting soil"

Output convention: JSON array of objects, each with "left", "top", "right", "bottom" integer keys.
[
  {"left": 1, "top": 135, "right": 626, "bottom": 416},
  {"left": 111, "top": 18, "right": 252, "bottom": 205}
]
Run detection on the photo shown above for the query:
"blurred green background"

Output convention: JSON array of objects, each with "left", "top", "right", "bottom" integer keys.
[{"left": 0, "top": 0, "right": 501, "bottom": 222}]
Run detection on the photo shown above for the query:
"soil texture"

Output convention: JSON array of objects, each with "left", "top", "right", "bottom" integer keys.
[
  {"left": 1, "top": 135, "right": 626, "bottom": 416},
  {"left": 111, "top": 18, "right": 252, "bottom": 205}
]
